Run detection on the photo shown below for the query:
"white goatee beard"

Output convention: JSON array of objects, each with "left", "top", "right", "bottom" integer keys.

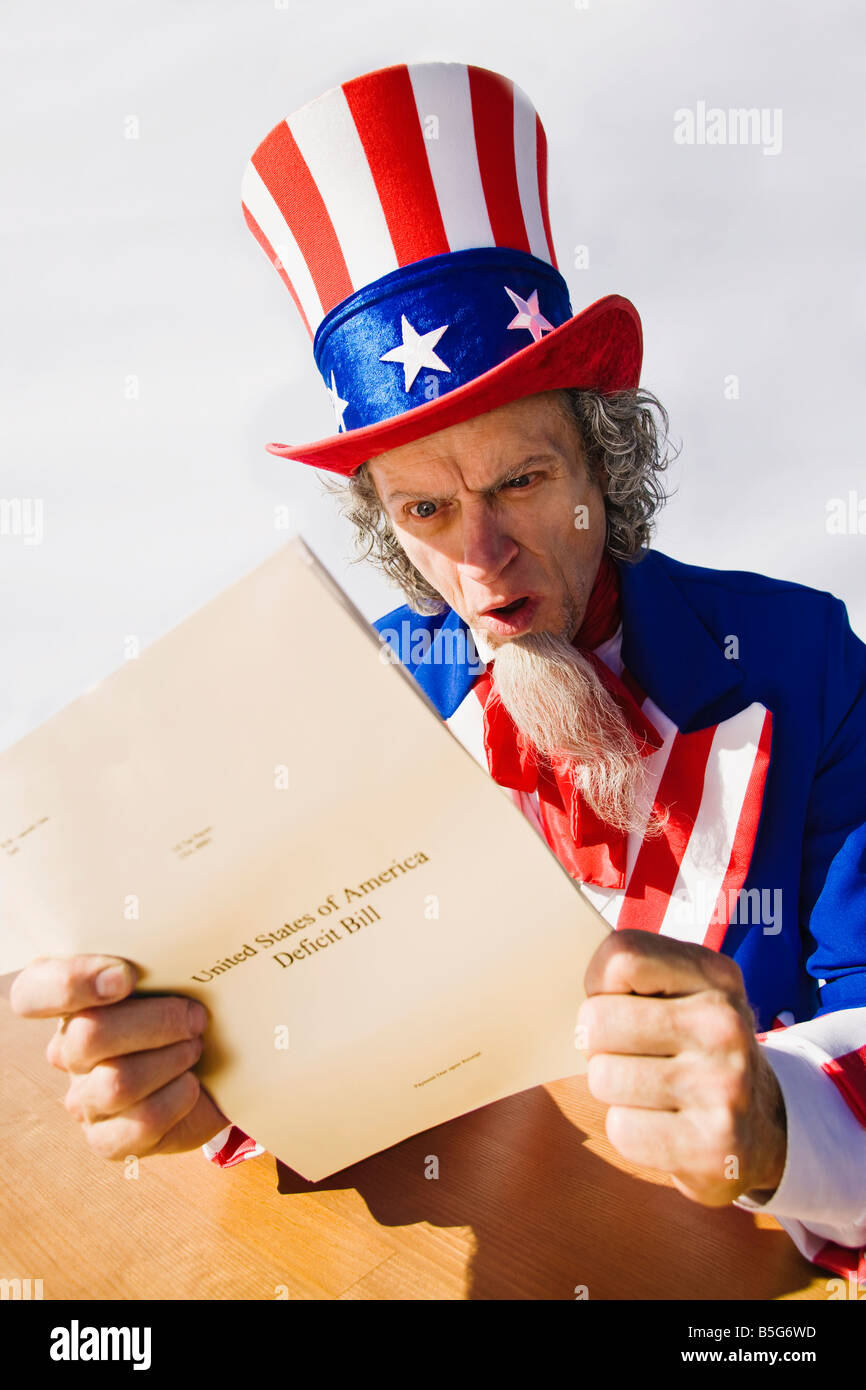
[{"left": 479, "top": 628, "right": 666, "bottom": 837}]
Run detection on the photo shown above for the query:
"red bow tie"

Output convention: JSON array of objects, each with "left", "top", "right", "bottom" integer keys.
[{"left": 474, "top": 553, "right": 662, "bottom": 888}]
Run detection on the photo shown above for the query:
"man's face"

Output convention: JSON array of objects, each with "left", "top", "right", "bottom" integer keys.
[{"left": 366, "top": 390, "right": 607, "bottom": 650}]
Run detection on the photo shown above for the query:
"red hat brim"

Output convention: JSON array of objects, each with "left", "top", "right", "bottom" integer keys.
[{"left": 265, "top": 294, "right": 642, "bottom": 476}]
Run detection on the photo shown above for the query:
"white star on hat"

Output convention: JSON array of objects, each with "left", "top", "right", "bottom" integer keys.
[
  {"left": 504, "top": 286, "right": 554, "bottom": 343},
  {"left": 379, "top": 315, "right": 451, "bottom": 392},
  {"left": 326, "top": 370, "right": 349, "bottom": 432}
]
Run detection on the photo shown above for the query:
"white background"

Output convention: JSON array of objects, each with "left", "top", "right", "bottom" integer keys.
[{"left": 2, "top": 0, "right": 864, "bottom": 749}]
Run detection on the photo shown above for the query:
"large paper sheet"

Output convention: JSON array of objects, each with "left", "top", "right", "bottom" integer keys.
[{"left": 0, "top": 538, "right": 609, "bottom": 1179}]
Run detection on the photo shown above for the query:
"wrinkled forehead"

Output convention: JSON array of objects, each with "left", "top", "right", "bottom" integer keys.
[{"left": 365, "top": 390, "right": 585, "bottom": 494}]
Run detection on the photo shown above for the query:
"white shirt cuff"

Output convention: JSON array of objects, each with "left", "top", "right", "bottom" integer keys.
[{"left": 734, "top": 1010, "right": 866, "bottom": 1252}]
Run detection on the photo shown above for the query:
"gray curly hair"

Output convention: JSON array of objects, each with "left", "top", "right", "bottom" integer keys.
[{"left": 321, "top": 387, "right": 676, "bottom": 615}]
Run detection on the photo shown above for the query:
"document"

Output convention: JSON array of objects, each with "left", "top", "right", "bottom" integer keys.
[{"left": 0, "top": 538, "right": 610, "bottom": 1180}]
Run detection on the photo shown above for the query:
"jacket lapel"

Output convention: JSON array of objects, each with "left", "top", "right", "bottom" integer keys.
[
  {"left": 618, "top": 549, "right": 744, "bottom": 731},
  {"left": 584, "top": 551, "right": 775, "bottom": 948}
]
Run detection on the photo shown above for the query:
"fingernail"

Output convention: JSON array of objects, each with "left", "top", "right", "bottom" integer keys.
[
  {"left": 188, "top": 1002, "right": 208, "bottom": 1035},
  {"left": 95, "top": 965, "right": 129, "bottom": 999}
]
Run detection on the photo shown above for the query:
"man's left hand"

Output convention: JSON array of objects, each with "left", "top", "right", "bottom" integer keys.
[{"left": 576, "top": 929, "right": 787, "bottom": 1206}]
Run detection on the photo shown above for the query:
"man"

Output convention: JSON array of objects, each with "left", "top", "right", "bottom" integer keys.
[{"left": 11, "top": 61, "right": 866, "bottom": 1283}]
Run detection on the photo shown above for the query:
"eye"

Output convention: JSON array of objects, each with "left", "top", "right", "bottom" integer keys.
[
  {"left": 504, "top": 473, "right": 537, "bottom": 490},
  {"left": 408, "top": 499, "right": 438, "bottom": 519}
]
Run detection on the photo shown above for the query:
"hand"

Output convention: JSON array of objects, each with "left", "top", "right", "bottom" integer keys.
[
  {"left": 576, "top": 930, "right": 787, "bottom": 1206},
  {"left": 10, "top": 954, "right": 228, "bottom": 1160}
]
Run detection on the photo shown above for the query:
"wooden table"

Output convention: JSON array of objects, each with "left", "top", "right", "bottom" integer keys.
[{"left": 0, "top": 986, "right": 830, "bottom": 1302}]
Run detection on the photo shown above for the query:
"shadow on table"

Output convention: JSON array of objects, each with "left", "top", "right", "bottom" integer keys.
[{"left": 274, "top": 1084, "right": 811, "bottom": 1300}]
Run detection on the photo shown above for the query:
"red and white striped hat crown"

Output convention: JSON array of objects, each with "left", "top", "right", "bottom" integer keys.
[{"left": 242, "top": 62, "right": 641, "bottom": 475}]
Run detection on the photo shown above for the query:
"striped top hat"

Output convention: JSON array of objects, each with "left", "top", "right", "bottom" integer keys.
[{"left": 241, "top": 61, "right": 642, "bottom": 476}]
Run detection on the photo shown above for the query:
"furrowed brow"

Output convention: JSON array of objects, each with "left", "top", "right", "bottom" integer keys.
[{"left": 385, "top": 452, "right": 559, "bottom": 506}]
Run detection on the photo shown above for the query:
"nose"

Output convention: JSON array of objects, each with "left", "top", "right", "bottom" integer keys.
[{"left": 458, "top": 499, "right": 519, "bottom": 584}]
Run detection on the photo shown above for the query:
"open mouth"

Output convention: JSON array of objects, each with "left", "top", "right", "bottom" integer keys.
[
  {"left": 477, "top": 595, "right": 540, "bottom": 636},
  {"left": 486, "top": 596, "right": 529, "bottom": 617}
]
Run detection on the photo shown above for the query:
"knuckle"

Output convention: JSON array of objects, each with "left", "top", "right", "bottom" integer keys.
[
  {"left": 62, "top": 1011, "right": 103, "bottom": 1066},
  {"left": 587, "top": 931, "right": 640, "bottom": 987},
  {"left": 43, "top": 958, "right": 84, "bottom": 1011},
  {"left": 10, "top": 957, "right": 62, "bottom": 1015},
  {"left": 94, "top": 1061, "right": 131, "bottom": 1112},
  {"left": 179, "top": 1069, "right": 201, "bottom": 1105},
  {"left": 708, "top": 1011, "right": 742, "bottom": 1054},
  {"left": 586, "top": 1053, "right": 605, "bottom": 1098},
  {"left": 669, "top": 1052, "right": 699, "bottom": 1104},
  {"left": 81, "top": 1124, "right": 128, "bottom": 1162},
  {"left": 594, "top": 932, "right": 623, "bottom": 964},
  {"left": 678, "top": 1037, "right": 752, "bottom": 1113},
  {"left": 62, "top": 1083, "right": 83, "bottom": 1120},
  {"left": 696, "top": 1105, "right": 737, "bottom": 1156},
  {"left": 709, "top": 1054, "right": 749, "bottom": 1109},
  {"left": 686, "top": 992, "right": 747, "bottom": 1053},
  {"left": 142, "top": 1071, "right": 199, "bottom": 1132},
  {"left": 176, "top": 1071, "right": 202, "bottom": 1123},
  {"left": 63, "top": 1077, "right": 99, "bottom": 1126},
  {"left": 45, "top": 1029, "right": 65, "bottom": 1069},
  {"left": 604, "top": 1104, "right": 635, "bottom": 1155},
  {"left": 184, "top": 999, "right": 206, "bottom": 1036},
  {"left": 578, "top": 995, "right": 604, "bottom": 1041},
  {"left": 153, "top": 994, "right": 198, "bottom": 1039},
  {"left": 8, "top": 971, "right": 30, "bottom": 1015},
  {"left": 122, "top": 1115, "right": 153, "bottom": 1153},
  {"left": 604, "top": 929, "right": 647, "bottom": 963},
  {"left": 671, "top": 993, "right": 710, "bottom": 1047}
]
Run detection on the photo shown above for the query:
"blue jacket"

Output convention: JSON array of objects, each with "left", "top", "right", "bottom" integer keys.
[{"left": 374, "top": 547, "right": 866, "bottom": 1033}]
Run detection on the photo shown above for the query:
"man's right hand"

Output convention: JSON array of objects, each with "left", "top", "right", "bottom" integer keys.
[{"left": 9, "top": 955, "right": 228, "bottom": 1160}]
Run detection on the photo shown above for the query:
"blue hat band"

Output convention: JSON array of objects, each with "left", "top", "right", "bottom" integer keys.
[{"left": 312, "top": 246, "right": 573, "bottom": 435}]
